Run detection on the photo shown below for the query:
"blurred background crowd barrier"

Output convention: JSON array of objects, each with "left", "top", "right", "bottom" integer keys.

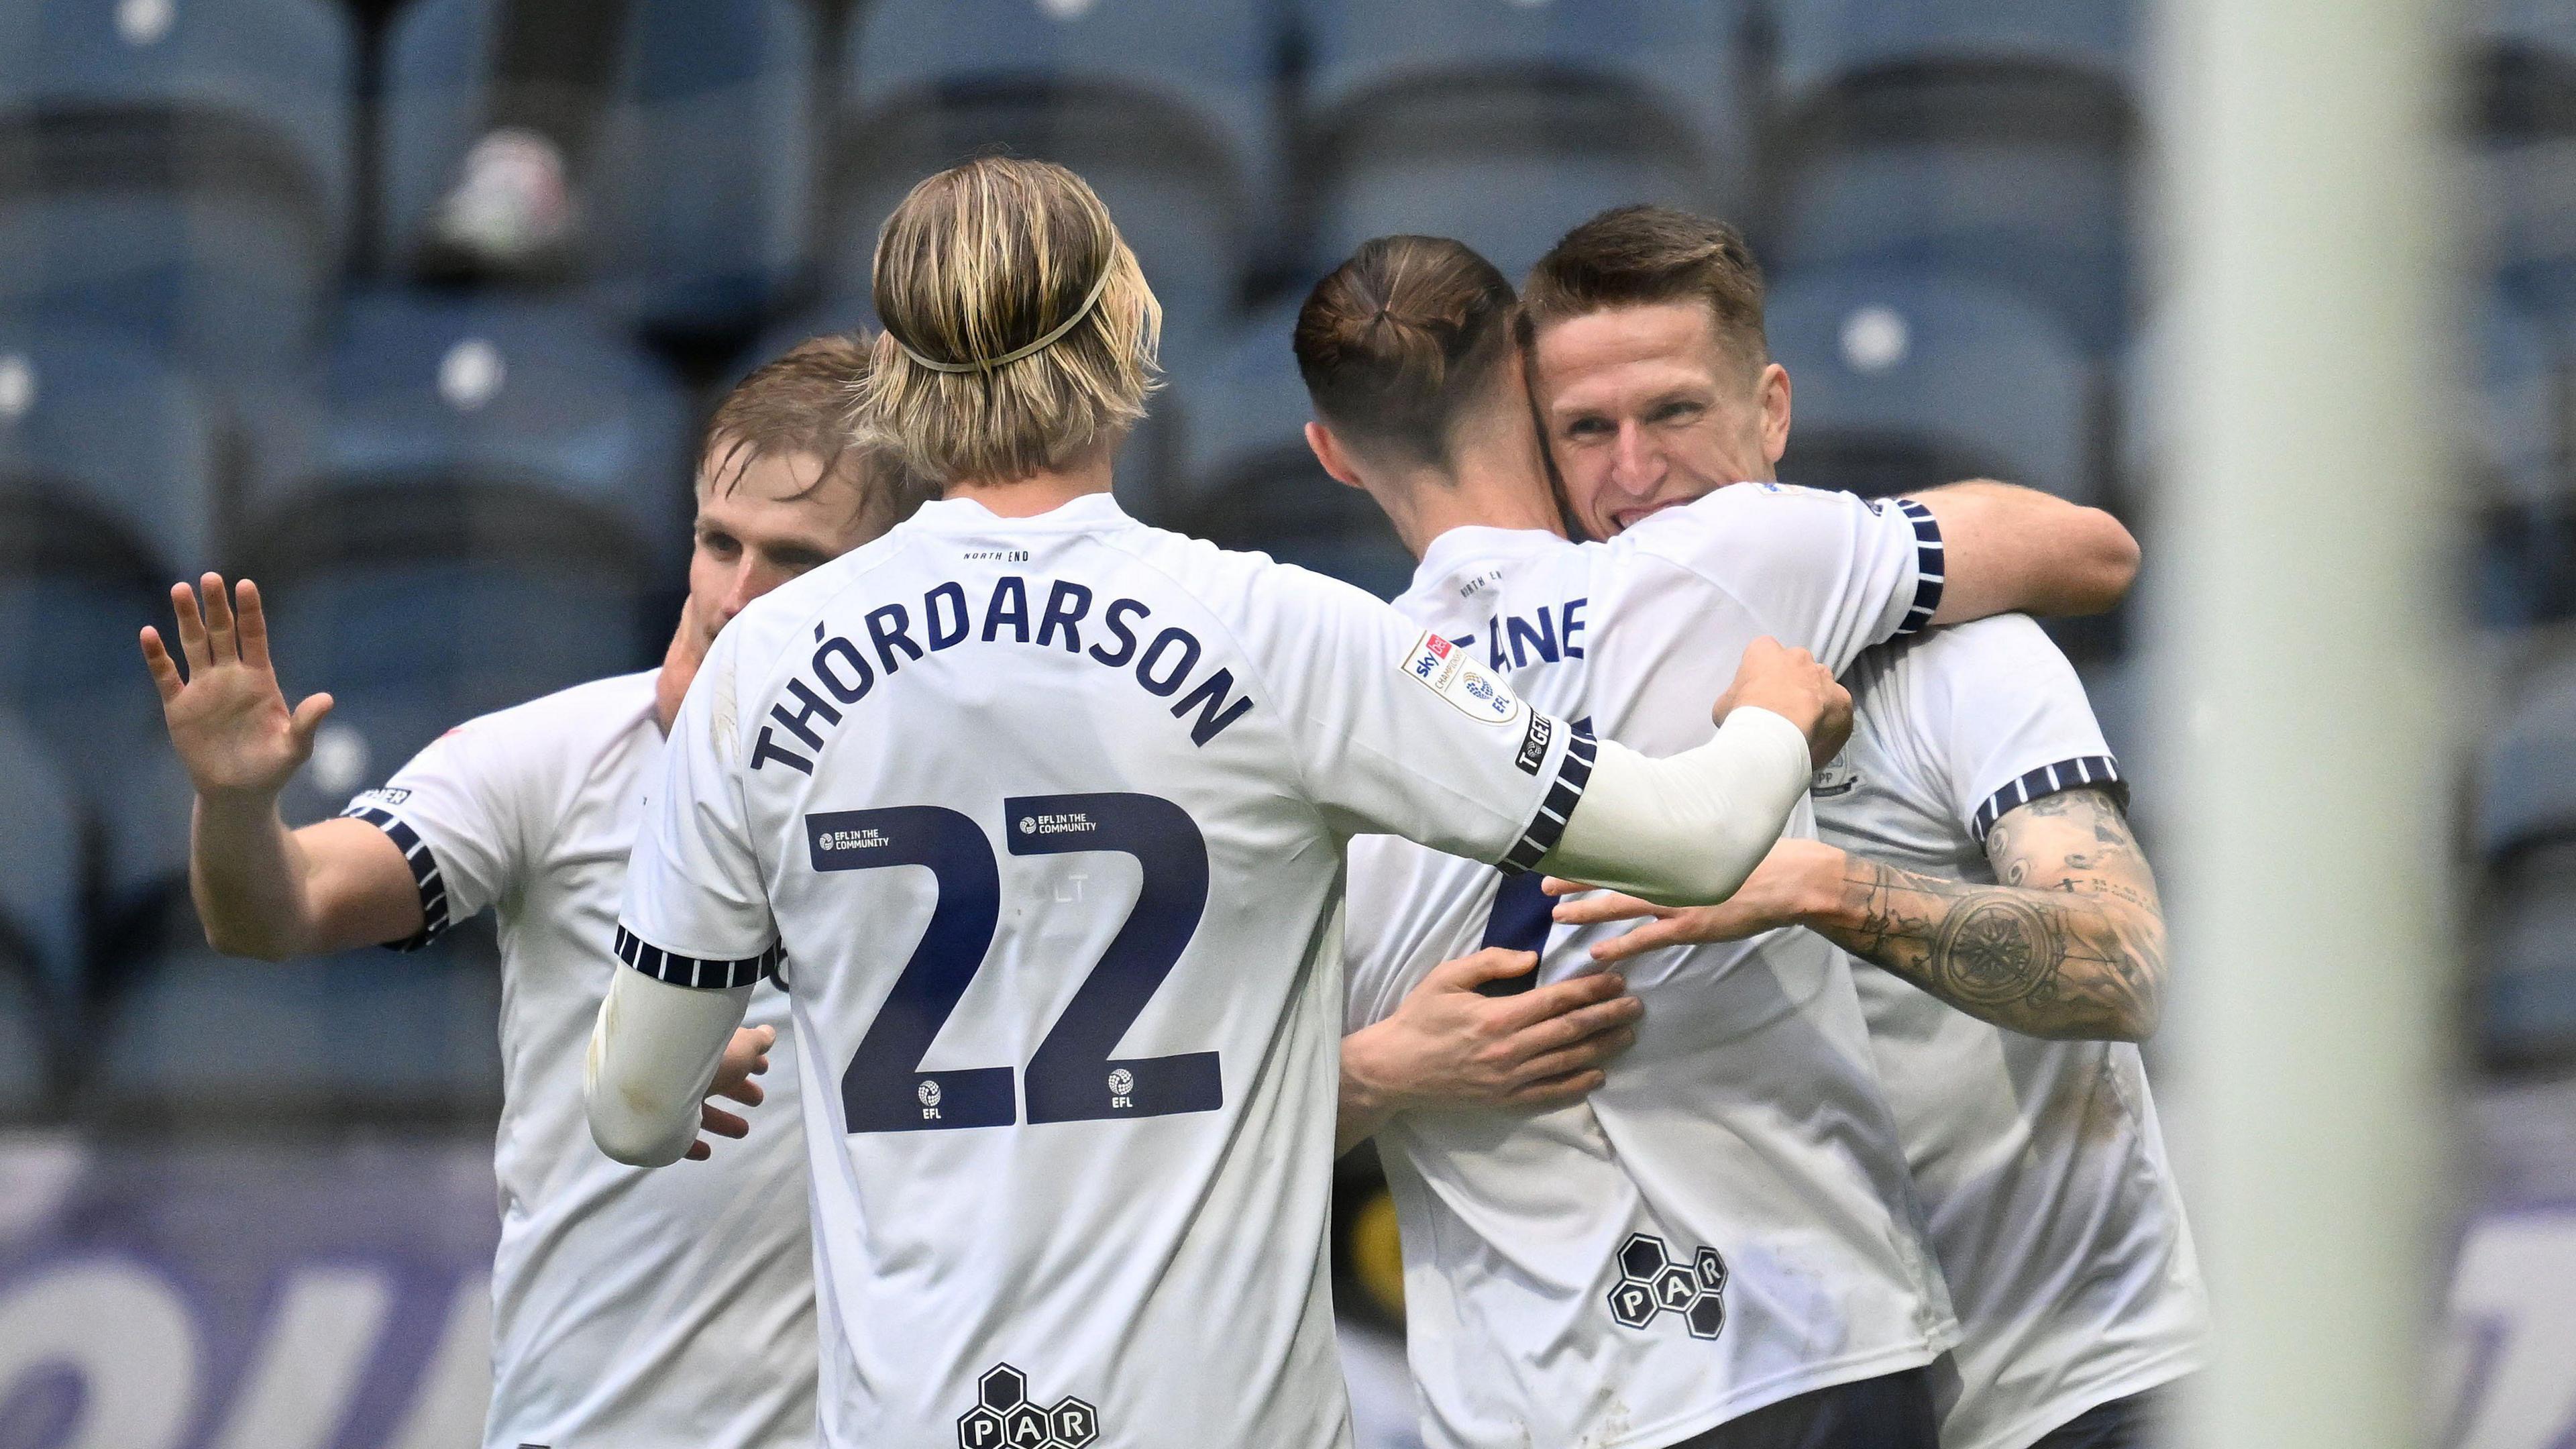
[{"left": 0, "top": 0, "right": 2569, "bottom": 1444}]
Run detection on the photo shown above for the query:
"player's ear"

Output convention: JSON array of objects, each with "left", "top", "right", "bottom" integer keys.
[
  {"left": 1305, "top": 421, "right": 1367, "bottom": 491},
  {"left": 1758, "top": 363, "right": 1791, "bottom": 468}
]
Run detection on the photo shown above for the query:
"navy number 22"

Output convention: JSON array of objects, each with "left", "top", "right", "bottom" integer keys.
[{"left": 806, "top": 794, "right": 1218, "bottom": 1133}]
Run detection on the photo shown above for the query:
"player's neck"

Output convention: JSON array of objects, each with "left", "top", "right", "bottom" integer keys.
[
  {"left": 1380, "top": 428, "right": 1565, "bottom": 560},
  {"left": 943, "top": 443, "right": 1117, "bottom": 519}
]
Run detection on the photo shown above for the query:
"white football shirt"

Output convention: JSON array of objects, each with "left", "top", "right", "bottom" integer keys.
[
  {"left": 1815, "top": 615, "right": 2207, "bottom": 1449},
  {"left": 1342, "top": 484, "right": 1957, "bottom": 1449},
  {"left": 617, "top": 492, "right": 1595, "bottom": 1449},
  {"left": 341, "top": 670, "right": 816, "bottom": 1449}
]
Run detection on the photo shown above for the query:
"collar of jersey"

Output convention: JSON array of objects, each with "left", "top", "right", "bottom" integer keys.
[
  {"left": 1412, "top": 523, "right": 1568, "bottom": 590},
  {"left": 907, "top": 491, "right": 1133, "bottom": 531}
]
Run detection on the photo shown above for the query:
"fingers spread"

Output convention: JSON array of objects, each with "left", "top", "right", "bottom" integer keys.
[
  {"left": 170, "top": 582, "right": 211, "bottom": 671},
  {"left": 140, "top": 629, "right": 183, "bottom": 703},
  {"left": 234, "top": 578, "right": 273, "bottom": 671},
  {"left": 714, "top": 1074, "right": 766, "bottom": 1108},
  {"left": 199, "top": 574, "right": 237, "bottom": 663},
  {"left": 684, "top": 1140, "right": 712, "bottom": 1161},
  {"left": 287, "top": 692, "right": 335, "bottom": 747},
  {"left": 1591, "top": 918, "right": 1696, "bottom": 965},
  {"left": 1552, "top": 891, "right": 1661, "bottom": 926},
  {"left": 1539, "top": 876, "right": 1599, "bottom": 898},
  {"left": 1430, "top": 948, "right": 1538, "bottom": 991},
  {"left": 699, "top": 1104, "right": 751, "bottom": 1139}
]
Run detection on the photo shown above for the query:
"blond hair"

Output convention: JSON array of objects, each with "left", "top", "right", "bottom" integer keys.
[
  {"left": 855, "top": 158, "right": 1161, "bottom": 486},
  {"left": 701, "top": 331, "right": 934, "bottom": 540}
]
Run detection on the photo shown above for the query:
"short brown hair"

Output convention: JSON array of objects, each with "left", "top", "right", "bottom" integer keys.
[
  {"left": 702, "top": 331, "right": 930, "bottom": 540},
  {"left": 1522, "top": 206, "right": 1768, "bottom": 374},
  {"left": 855, "top": 157, "right": 1161, "bottom": 486},
  {"left": 1293, "top": 235, "right": 1519, "bottom": 467}
]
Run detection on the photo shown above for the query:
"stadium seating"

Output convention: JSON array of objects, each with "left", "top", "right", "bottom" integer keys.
[
  {"left": 97, "top": 934, "right": 504, "bottom": 1112},
  {"left": 234, "top": 290, "right": 684, "bottom": 826},
  {"left": 1296, "top": 0, "right": 1750, "bottom": 286},
  {"left": 1762, "top": 0, "right": 2134, "bottom": 355},
  {"left": 2478, "top": 660, "right": 2576, "bottom": 863},
  {"left": 835, "top": 0, "right": 1279, "bottom": 366},
  {"left": 0, "top": 712, "right": 83, "bottom": 1006},
  {"left": 1175, "top": 301, "right": 1413, "bottom": 600},
  {"left": 0, "top": 326, "right": 223, "bottom": 921},
  {"left": 1767, "top": 0, "right": 2133, "bottom": 103},
  {"left": 1769, "top": 267, "right": 2096, "bottom": 504},
  {"left": 0, "top": 0, "right": 354, "bottom": 374},
  {"left": 380, "top": 0, "right": 816, "bottom": 337},
  {"left": 254, "top": 288, "right": 694, "bottom": 574},
  {"left": 2483, "top": 871, "right": 2576, "bottom": 1067}
]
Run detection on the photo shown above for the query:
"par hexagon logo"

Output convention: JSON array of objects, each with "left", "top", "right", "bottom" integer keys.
[
  {"left": 1605, "top": 1230, "right": 1729, "bottom": 1343},
  {"left": 960, "top": 1363, "right": 1105, "bottom": 1449}
]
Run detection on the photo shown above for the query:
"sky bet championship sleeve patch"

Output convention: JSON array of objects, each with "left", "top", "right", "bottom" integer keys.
[{"left": 1402, "top": 629, "right": 1525, "bottom": 727}]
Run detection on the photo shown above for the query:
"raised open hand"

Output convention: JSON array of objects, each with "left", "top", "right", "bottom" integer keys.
[{"left": 140, "top": 574, "right": 334, "bottom": 801}]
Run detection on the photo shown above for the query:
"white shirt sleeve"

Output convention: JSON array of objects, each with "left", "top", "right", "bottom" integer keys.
[
  {"left": 614, "top": 627, "right": 784, "bottom": 987},
  {"left": 1627, "top": 482, "right": 1945, "bottom": 674},
  {"left": 1911, "top": 615, "right": 2124, "bottom": 843},
  {"left": 337, "top": 714, "right": 541, "bottom": 949},
  {"left": 1257, "top": 570, "right": 1589, "bottom": 874}
]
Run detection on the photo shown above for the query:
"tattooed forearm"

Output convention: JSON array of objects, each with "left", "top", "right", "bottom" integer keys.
[{"left": 1811, "top": 788, "right": 2166, "bottom": 1041}]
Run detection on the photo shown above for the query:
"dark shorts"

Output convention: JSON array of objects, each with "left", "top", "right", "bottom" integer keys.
[
  {"left": 1663, "top": 1368, "right": 1939, "bottom": 1449},
  {"left": 2029, "top": 1387, "right": 2173, "bottom": 1449}
]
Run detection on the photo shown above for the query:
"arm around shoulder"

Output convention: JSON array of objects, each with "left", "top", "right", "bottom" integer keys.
[{"left": 1909, "top": 480, "right": 2139, "bottom": 625}]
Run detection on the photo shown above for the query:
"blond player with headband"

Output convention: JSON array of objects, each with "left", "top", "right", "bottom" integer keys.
[{"left": 588, "top": 156, "right": 1868, "bottom": 1449}]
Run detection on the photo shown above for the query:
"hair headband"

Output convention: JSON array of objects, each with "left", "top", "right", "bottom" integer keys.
[{"left": 890, "top": 263, "right": 1116, "bottom": 375}]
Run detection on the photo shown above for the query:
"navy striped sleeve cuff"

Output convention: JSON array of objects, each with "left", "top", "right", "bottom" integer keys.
[
  {"left": 614, "top": 924, "right": 783, "bottom": 989},
  {"left": 1498, "top": 724, "right": 1597, "bottom": 876},
  {"left": 1970, "top": 755, "right": 2128, "bottom": 843},
  {"left": 1893, "top": 498, "right": 1944, "bottom": 637},
  {"left": 340, "top": 804, "right": 451, "bottom": 951}
]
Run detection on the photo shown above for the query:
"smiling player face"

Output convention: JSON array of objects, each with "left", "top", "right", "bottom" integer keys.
[{"left": 1529, "top": 301, "right": 1793, "bottom": 540}]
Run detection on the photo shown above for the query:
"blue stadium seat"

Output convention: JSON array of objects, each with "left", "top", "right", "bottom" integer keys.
[
  {"left": 1297, "top": 0, "right": 1750, "bottom": 285},
  {"left": 0, "top": 0, "right": 354, "bottom": 373},
  {"left": 1769, "top": 131, "right": 2131, "bottom": 358},
  {"left": 2479, "top": 661, "right": 2576, "bottom": 863},
  {"left": 0, "top": 712, "right": 83, "bottom": 1006},
  {"left": 1764, "top": 0, "right": 2133, "bottom": 355},
  {"left": 97, "top": 935, "right": 502, "bottom": 1110},
  {"left": 2483, "top": 875, "right": 2576, "bottom": 1067},
  {"left": 252, "top": 288, "right": 693, "bottom": 578},
  {"left": 1769, "top": 267, "right": 2096, "bottom": 504},
  {"left": 0, "top": 327, "right": 222, "bottom": 918},
  {"left": 1768, "top": 0, "right": 2133, "bottom": 105},
  {"left": 1175, "top": 301, "right": 1413, "bottom": 600},
  {"left": 835, "top": 0, "right": 1279, "bottom": 365},
  {"left": 381, "top": 0, "right": 816, "bottom": 337}
]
